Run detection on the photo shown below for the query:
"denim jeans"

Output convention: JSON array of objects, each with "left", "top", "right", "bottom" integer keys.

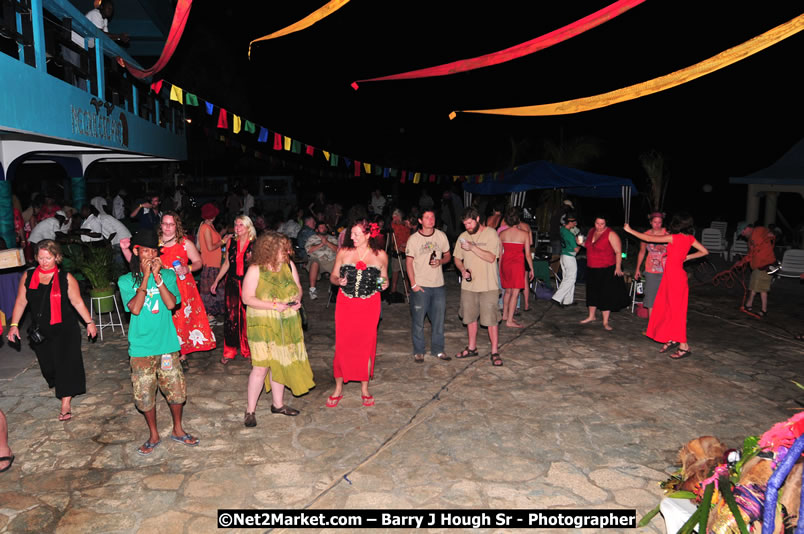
[{"left": 409, "top": 285, "right": 446, "bottom": 355}]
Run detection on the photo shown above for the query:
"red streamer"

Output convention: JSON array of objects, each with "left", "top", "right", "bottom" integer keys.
[
  {"left": 351, "top": 0, "right": 644, "bottom": 87},
  {"left": 117, "top": 0, "right": 193, "bottom": 79}
]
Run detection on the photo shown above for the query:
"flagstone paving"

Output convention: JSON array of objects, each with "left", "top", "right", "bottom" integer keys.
[{"left": 0, "top": 274, "right": 802, "bottom": 533}]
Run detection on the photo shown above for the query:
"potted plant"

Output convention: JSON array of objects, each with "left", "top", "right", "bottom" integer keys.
[{"left": 63, "top": 237, "right": 117, "bottom": 313}]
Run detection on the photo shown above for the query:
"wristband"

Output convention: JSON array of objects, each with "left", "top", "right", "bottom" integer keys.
[
  {"left": 156, "top": 278, "right": 164, "bottom": 288},
  {"left": 411, "top": 284, "right": 418, "bottom": 289},
  {"left": 10, "top": 323, "right": 18, "bottom": 327}
]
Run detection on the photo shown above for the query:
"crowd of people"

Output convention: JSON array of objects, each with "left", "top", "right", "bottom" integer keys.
[{"left": 4, "top": 181, "right": 797, "bottom": 469}]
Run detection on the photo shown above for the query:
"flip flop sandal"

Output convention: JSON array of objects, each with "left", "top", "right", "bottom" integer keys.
[
  {"left": 326, "top": 395, "right": 343, "bottom": 408},
  {"left": 361, "top": 395, "right": 375, "bottom": 407},
  {"left": 58, "top": 412, "right": 72, "bottom": 422},
  {"left": 137, "top": 440, "right": 161, "bottom": 456},
  {"left": 170, "top": 433, "right": 199, "bottom": 447},
  {"left": 0, "top": 455, "right": 15, "bottom": 473},
  {"left": 455, "top": 346, "right": 479, "bottom": 359},
  {"left": 413, "top": 353, "right": 425, "bottom": 363},
  {"left": 758, "top": 310, "right": 767, "bottom": 317},
  {"left": 669, "top": 348, "right": 692, "bottom": 360},
  {"left": 659, "top": 341, "right": 679, "bottom": 353},
  {"left": 490, "top": 353, "right": 504, "bottom": 366},
  {"left": 433, "top": 353, "right": 452, "bottom": 361}
]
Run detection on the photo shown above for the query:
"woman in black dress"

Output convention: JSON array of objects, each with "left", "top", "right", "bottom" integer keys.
[{"left": 6, "top": 240, "right": 97, "bottom": 420}]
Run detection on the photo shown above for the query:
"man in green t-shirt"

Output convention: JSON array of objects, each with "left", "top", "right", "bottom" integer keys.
[
  {"left": 552, "top": 213, "right": 580, "bottom": 307},
  {"left": 118, "top": 229, "right": 199, "bottom": 456}
]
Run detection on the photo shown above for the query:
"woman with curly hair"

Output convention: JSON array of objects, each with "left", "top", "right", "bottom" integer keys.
[
  {"left": 241, "top": 232, "right": 314, "bottom": 425},
  {"left": 159, "top": 211, "right": 216, "bottom": 370},
  {"left": 212, "top": 215, "right": 256, "bottom": 364},
  {"left": 326, "top": 222, "right": 389, "bottom": 408}
]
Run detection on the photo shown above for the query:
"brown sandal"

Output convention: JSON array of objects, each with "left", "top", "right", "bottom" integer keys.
[{"left": 490, "top": 353, "right": 503, "bottom": 366}]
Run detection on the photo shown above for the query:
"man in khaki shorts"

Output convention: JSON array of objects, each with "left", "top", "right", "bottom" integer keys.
[{"left": 453, "top": 207, "right": 503, "bottom": 366}]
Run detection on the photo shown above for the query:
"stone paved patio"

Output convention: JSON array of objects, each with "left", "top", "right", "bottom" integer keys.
[{"left": 0, "top": 272, "right": 802, "bottom": 533}]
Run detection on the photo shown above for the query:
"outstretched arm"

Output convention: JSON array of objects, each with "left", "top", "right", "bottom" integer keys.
[{"left": 623, "top": 224, "right": 673, "bottom": 244}]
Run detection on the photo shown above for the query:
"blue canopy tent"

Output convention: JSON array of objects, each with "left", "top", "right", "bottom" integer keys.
[{"left": 463, "top": 160, "right": 638, "bottom": 222}]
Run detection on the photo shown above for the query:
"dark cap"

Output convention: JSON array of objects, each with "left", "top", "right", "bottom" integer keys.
[{"left": 131, "top": 229, "right": 159, "bottom": 249}]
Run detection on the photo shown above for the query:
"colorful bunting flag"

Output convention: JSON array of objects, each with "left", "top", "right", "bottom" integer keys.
[
  {"left": 413, "top": 172, "right": 421, "bottom": 184},
  {"left": 150, "top": 80, "right": 163, "bottom": 94},
  {"left": 284, "top": 136, "right": 291, "bottom": 151},
  {"left": 400, "top": 170, "right": 407, "bottom": 183},
  {"left": 169, "top": 84, "right": 183, "bottom": 103},
  {"left": 217, "top": 109, "right": 228, "bottom": 129},
  {"left": 322, "top": 151, "right": 330, "bottom": 161},
  {"left": 232, "top": 114, "right": 241, "bottom": 134},
  {"left": 291, "top": 140, "right": 301, "bottom": 154},
  {"left": 205, "top": 102, "right": 214, "bottom": 115},
  {"left": 383, "top": 168, "right": 390, "bottom": 178},
  {"left": 354, "top": 161, "right": 361, "bottom": 176},
  {"left": 363, "top": 162, "right": 371, "bottom": 174},
  {"left": 429, "top": 174, "right": 435, "bottom": 183},
  {"left": 306, "top": 145, "right": 315, "bottom": 156},
  {"left": 244, "top": 120, "right": 256, "bottom": 134},
  {"left": 330, "top": 154, "right": 339, "bottom": 167},
  {"left": 257, "top": 127, "right": 268, "bottom": 142},
  {"left": 273, "top": 133, "right": 283, "bottom": 150},
  {"left": 343, "top": 157, "right": 351, "bottom": 168},
  {"left": 185, "top": 92, "right": 198, "bottom": 106}
]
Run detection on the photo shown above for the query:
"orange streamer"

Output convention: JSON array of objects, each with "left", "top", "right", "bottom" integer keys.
[
  {"left": 451, "top": 13, "right": 804, "bottom": 118},
  {"left": 249, "top": 0, "right": 350, "bottom": 58}
]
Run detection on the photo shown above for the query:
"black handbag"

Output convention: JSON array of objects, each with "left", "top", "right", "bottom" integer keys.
[{"left": 299, "top": 304, "right": 308, "bottom": 331}]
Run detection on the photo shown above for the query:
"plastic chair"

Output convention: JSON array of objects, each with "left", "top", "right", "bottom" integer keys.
[
  {"left": 700, "top": 228, "right": 727, "bottom": 260},
  {"left": 709, "top": 221, "right": 728, "bottom": 240},
  {"left": 729, "top": 232, "right": 748, "bottom": 261},
  {"left": 776, "top": 248, "right": 804, "bottom": 278},
  {"left": 90, "top": 293, "right": 126, "bottom": 341}
]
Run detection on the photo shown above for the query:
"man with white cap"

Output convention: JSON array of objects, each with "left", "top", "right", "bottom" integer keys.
[{"left": 27, "top": 211, "right": 70, "bottom": 245}]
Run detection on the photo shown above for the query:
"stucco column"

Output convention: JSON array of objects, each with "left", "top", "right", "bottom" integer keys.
[
  {"left": 763, "top": 191, "right": 778, "bottom": 227},
  {"left": 0, "top": 179, "right": 14, "bottom": 248}
]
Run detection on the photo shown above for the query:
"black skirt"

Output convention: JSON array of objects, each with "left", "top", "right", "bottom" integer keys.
[{"left": 586, "top": 265, "right": 628, "bottom": 312}]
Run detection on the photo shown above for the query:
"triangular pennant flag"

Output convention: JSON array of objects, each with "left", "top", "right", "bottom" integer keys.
[
  {"left": 284, "top": 136, "right": 291, "bottom": 151},
  {"left": 273, "top": 133, "right": 283, "bottom": 150},
  {"left": 383, "top": 168, "right": 390, "bottom": 178},
  {"left": 150, "top": 80, "right": 163, "bottom": 94},
  {"left": 291, "top": 139, "right": 302, "bottom": 153},
  {"left": 330, "top": 153, "right": 339, "bottom": 167},
  {"left": 305, "top": 144, "right": 315, "bottom": 156},
  {"left": 169, "top": 84, "right": 183, "bottom": 103},
  {"left": 354, "top": 161, "right": 361, "bottom": 176},
  {"left": 257, "top": 127, "right": 268, "bottom": 142},
  {"left": 429, "top": 173, "right": 436, "bottom": 183},
  {"left": 232, "top": 114, "right": 241, "bottom": 134},
  {"left": 205, "top": 101, "right": 214, "bottom": 115},
  {"left": 390, "top": 168, "right": 398, "bottom": 177},
  {"left": 363, "top": 162, "right": 371, "bottom": 174},
  {"left": 400, "top": 170, "right": 407, "bottom": 183},
  {"left": 322, "top": 150, "right": 330, "bottom": 161},
  {"left": 343, "top": 157, "right": 351, "bottom": 168},
  {"left": 413, "top": 172, "right": 421, "bottom": 184},
  {"left": 244, "top": 120, "right": 256, "bottom": 134},
  {"left": 185, "top": 92, "right": 198, "bottom": 106},
  {"left": 217, "top": 108, "right": 228, "bottom": 129}
]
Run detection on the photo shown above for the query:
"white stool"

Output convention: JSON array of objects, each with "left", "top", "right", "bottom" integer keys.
[{"left": 90, "top": 293, "right": 126, "bottom": 341}]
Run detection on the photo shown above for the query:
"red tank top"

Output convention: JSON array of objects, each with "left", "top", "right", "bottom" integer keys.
[{"left": 586, "top": 227, "right": 616, "bottom": 268}]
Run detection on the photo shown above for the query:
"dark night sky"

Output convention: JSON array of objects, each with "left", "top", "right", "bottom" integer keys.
[{"left": 160, "top": 1, "right": 804, "bottom": 212}]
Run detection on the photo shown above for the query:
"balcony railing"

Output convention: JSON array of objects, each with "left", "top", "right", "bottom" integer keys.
[{"left": 0, "top": 0, "right": 183, "bottom": 136}]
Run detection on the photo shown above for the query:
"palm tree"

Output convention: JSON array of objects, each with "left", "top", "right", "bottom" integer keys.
[{"left": 639, "top": 149, "right": 669, "bottom": 212}]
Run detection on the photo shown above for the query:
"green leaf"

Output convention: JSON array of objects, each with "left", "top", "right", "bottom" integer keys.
[
  {"left": 668, "top": 490, "right": 697, "bottom": 500},
  {"left": 792, "top": 379, "right": 804, "bottom": 391},
  {"left": 719, "top": 476, "right": 749, "bottom": 534},
  {"left": 637, "top": 504, "right": 661, "bottom": 528},
  {"left": 698, "top": 483, "right": 715, "bottom": 533}
]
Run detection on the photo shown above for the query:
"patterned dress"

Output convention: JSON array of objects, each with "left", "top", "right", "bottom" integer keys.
[
  {"left": 223, "top": 238, "right": 253, "bottom": 360},
  {"left": 246, "top": 264, "right": 314, "bottom": 395},
  {"left": 160, "top": 240, "right": 216, "bottom": 355}
]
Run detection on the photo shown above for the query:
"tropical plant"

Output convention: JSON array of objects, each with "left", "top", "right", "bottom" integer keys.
[
  {"left": 639, "top": 149, "right": 670, "bottom": 212},
  {"left": 62, "top": 238, "right": 115, "bottom": 290}
]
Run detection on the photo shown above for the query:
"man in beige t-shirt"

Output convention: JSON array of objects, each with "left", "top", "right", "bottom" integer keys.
[
  {"left": 406, "top": 210, "right": 452, "bottom": 363},
  {"left": 452, "top": 207, "right": 503, "bottom": 366}
]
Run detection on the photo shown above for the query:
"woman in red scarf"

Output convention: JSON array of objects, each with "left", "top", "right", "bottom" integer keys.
[
  {"left": 211, "top": 215, "right": 255, "bottom": 364},
  {"left": 6, "top": 240, "right": 97, "bottom": 421}
]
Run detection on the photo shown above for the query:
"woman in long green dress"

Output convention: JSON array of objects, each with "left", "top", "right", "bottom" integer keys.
[{"left": 241, "top": 232, "right": 314, "bottom": 427}]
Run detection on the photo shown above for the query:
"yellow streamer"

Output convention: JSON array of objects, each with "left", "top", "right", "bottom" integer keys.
[
  {"left": 249, "top": 0, "right": 351, "bottom": 58},
  {"left": 452, "top": 13, "right": 804, "bottom": 117}
]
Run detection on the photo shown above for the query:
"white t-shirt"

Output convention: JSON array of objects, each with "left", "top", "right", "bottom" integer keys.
[
  {"left": 406, "top": 229, "right": 450, "bottom": 287},
  {"left": 85, "top": 9, "right": 108, "bottom": 32},
  {"left": 113, "top": 195, "right": 125, "bottom": 219},
  {"left": 242, "top": 194, "right": 255, "bottom": 216},
  {"left": 80, "top": 213, "right": 131, "bottom": 245},
  {"left": 28, "top": 217, "right": 70, "bottom": 244}
]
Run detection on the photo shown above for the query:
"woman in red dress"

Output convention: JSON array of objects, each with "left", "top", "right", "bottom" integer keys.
[
  {"left": 498, "top": 207, "right": 534, "bottom": 328},
  {"left": 211, "top": 215, "right": 256, "bottom": 364},
  {"left": 159, "top": 212, "right": 216, "bottom": 370},
  {"left": 624, "top": 213, "right": 708, "bottom": 359},
  {"left": 326, "top": 222, "right": 389, "bottom": 408}
]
